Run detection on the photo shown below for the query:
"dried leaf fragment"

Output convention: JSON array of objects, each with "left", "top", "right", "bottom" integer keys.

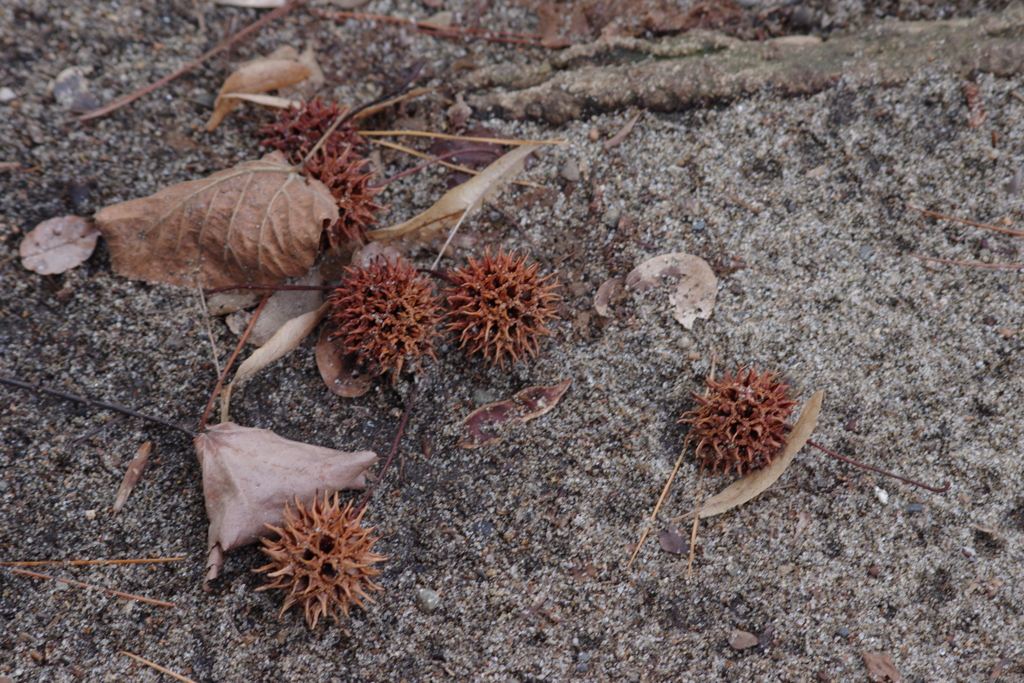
[
  {"left": 206, "top": 58, "right": 311, "bottom": 131},
  {"left": 316, "top": 323, "right": 372, "bottom": 398},
  {"left": 691, "top": 390, "right": 822, "bottom": 519},
  {"left": 367, "top": 144, "right": 540, "bottom": 243},
  {"left": 626, "top": 253, "right": 717, "bottom": 329},
  {"left": 20, "top": 215, "right": 99, "bottom": 275},
  {"left": 658, "top": 524, "right": 689, "bottom": 555},
  {"left": 95, "top": 152, "right": 337, "bottom": 289},
  {"left": 195, "top": 423, "right": 377, "bottom": 581},
  {"left": 460, "top": 379, "right": 572, "bottom": 448},
  {"left": 603, "top": 111, "right": 643, "bottom": 151},
  {"left": 112, "top": 442, "right": 152, "bottom": 515},
  {"left": 593, "top": 277, "right": 625, "bottom": 317},
  {"left": 230, "top": 302, "right": 328, "bottom": 391},
  {"left": 728, "top": 630, "right": 759, "bottom": 650},
  {"left": 862, "top": 651, "right": 902, "bottom": 682}
]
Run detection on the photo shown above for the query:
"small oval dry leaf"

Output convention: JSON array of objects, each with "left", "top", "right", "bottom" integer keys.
[
  {"left": 316, "top": 323, "right": 372, "bottom": 398},
  {"left": 862, "top": 651, "right": 902, "bottom": 682},
  {"left": 593, "top": 277, "right": 625, "bottom": 317},
  {"left": 460, "top": 379, "right": 572, "bottom": 448},
  {"left": 728, "top": 630, "right": 759, "bottom": 650},
  {"left": 206, "top": 58, "right": 311, "bottom": 131},
  {"left": 658, "top": 527, "right": 689, "bottom": 555},
  {"left": 626, "top": 253, "right": 717, "bottom": 329},
  {"left": 112, "top": 441, "right": 152, "bottom": 515},
  {"left": 692, "top": 390, "right": 822, "bottom": 519},
  {"left": 230, "top": 302, "right": 328, "bottom": 391},
  {"left": 20, "top": 215, "right": 99, "bottom": 275}
]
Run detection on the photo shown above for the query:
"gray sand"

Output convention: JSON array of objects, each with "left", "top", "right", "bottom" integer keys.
[{"left": 1, "top": 2, "right": 1023, "bottom": 682}]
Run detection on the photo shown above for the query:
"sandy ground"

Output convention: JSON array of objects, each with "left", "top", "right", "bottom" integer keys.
[{"left": 2, "top": 1, "right": 1024, "bottom": 682}]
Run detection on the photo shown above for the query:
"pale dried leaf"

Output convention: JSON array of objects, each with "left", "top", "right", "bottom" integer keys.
[
  {"left": 206, "top": 59, "right": 311, "bottom": 131},
  {"left": 207, "top": 291, "right": 261, "bottom": 316},
  {"left": 692, "top": 391, "right": 822, "bottom": 519},
  {"left": 367, "top": 144, "right": 541, "bottom": 243},
  {"left": 603, "top": 111, "right": 643, "bottom": 151},
  {"left": 316, "top": 324, "right": 372, "bottom": 397},
  {"left": 112, "top": 441, "right": 152, "bottom": 515},
  {"left": 594, "top": 277, "right": 625, "bottom": 317},
  {"left": 95, "top": 152, "right": 337, "bottom": 289},
  {"left": 862, "top": 652, "right": 902, "bottom": 682},
  {"left": 626, "top": 253, "right": 717, "bottom": 330},
  {"left": 279, "top": 44, "right": 325, "bottom": 100},
  {"left": 196, "top": 423, "right": 377, "bottom": 580},
  {"left": 728, "top": 630, "right": 759, "bottom": 650},
  {"left": 248, "top": 268, "right": 324, "bottom": 347},
  {"left": 658, "top": 525, "right": 689, "bottom": 555},
  {"left": 230, "top": 301, "right": 328, "bottom": 391},
  {"left": 460, "top": 379, "right": 572, "bottom": 448},
  {"left": 20, "top": 215, "right": 99, "bottom": 275},
  {"left": 219, "top": 92, "right": 302, "bottom": 109},
  {"left": 354, "top": 241, "right": 404, "bottom": 268}
]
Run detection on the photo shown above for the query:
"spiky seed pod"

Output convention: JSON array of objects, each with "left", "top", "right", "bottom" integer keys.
[
  {"left": 255, "top": 492, "right": 386, "bottom": 629},
  {"left": 679, "top": 366, "right": 797, "bottom": 476},
  {"left": 444, "top": 248, "right": 561, "bottom": 370},
  {"left": 304, "top": 148, "right": 384, "bottom": 247},
  {"left": 327, "top": 260, "right": 443, "bottom": 379},
  {"left": 258, "top": 97, "right": 366, "bottom": 162}
]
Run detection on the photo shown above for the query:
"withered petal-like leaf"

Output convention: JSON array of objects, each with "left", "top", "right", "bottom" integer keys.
[
  {"left": 626, "top": 252, "right": 717, "bottom": 330},
  {"left": 460, "top": 379, "right": 572, "bottom": 448},
  {"left": 112, "top": 441, "right": 152, "bottom": 515},
  {"left": 19, "top": 215, "right": 99, "bottom": 275},
  {"left": 862, "top": 652, "right": 902, "bottom": 682},
  {"left": 230, "top": 302, "right": 328, "bottom": 394},
  {"left": 196, "top": 423, "right": 376, "bottom": 580},
  {"left": 316, "top": 323, "right": 373, "bottom": 397},
  {"left": 593, "top": 277, "right": 625, "bottom": 317},
  {"left": 95, "top": 152, "right": 338, "bottom": 289},
  {"left": 206, "top": 58, "right": 311, "bottom": 131}
]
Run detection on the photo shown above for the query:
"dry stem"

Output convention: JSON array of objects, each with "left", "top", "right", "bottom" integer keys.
[
  {"left": 119, "top": 651, "right": 198, "bottom": 683},
  {"left": 10, "top": 567, "right": 175, "bottom": 607}
]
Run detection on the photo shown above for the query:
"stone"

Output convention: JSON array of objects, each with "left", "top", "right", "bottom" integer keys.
[
  {"left": 561, "top": 158, "right": 581, "bottom": 182},
  {"left": 837, "top": 627, "right": 851, "bottom": 637},
  {"left": 415, "top": 588, "right": 441, "bottom": 614}
]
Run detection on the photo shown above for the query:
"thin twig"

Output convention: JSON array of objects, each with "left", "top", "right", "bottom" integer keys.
[
  {"left": 360, "top": 130, "right": 567, "bottom": 146},
  {"left": 198, "top": 293, "right": 268, "bottom": 431},
  {"left": 910, "top": 254, "right": 1023, "bottom": 269},
  {"left": 686, "top": 472, "right": 704, "bottom": 580},
  {"left": 372, "top": 138, "right": 483, "bottom": 175},
  {"left": 119, "top": 651, "right": 198, "bottom": 683},
  {"left": 308, "top": 8, "right": 542, "bottom": 45},
  {"left": 203, "top": 283, "right": 337, "bottom": 295},
  {"left": 355, "top": 383, "right": 419, "bottom": 515},
  {"left": 71, "top": 413, "right": 127, "bottom": 447},
  {"left": 351, "top": 87, "right": 435, "bottom": 120},
  {"left": 431, "top": 203, "right": 473, "bottom": 270},
  {"left": 724, "top": 192, "right": 761, "bottom": 215},
  {"left": 10, "top": 567, "right": 175, "bottom": 607},
  {"left": 1, "top": 557, "right": 185, "bottom": 567},
  {"left": 907, "top": 204, "right": 1024, "bottom": 237},
  {"left": 0, "top": 375, "right": 195, "bottom": 437},
  {"left": 78, "top": 0, "right": 298, "bottom": 122},
  {"left": 194, "top": 278, "right": 222, "bottom": 378},
  {"left": 806, "top": 439, "right": 950, "bottom": 493}
]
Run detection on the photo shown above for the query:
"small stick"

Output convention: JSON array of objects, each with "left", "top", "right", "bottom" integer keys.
[
  {"left": 10, "top": 567, "right": 175, "bottom": 608},
  {"left": 724, "top": 192, "right": 761, "bottom": 215},
  {"left": 354, "top": 383, "right": 419, "bottom": 515},
  {"left": 351, "top": 87, "right": 435, "bottom": 120},
  {"left": 686, "top": 473, "right": 704, "bottom": 580},
  {"left": 119, "top": 651, "right": 198, "bottom": 683},
  {"left": 376, "top": 147, "right": 502, "bottom": 186},
  {"left": 1012, "top": 90, "right": 1024, "bottom": 105},
  {"left": 372, "top": 138, "right": 484, "bottom": 176},
  {"left": 197, "top": 293, "right": 268, "bottom": 431},
  {"left": 430, "top": 202, "right": 473, "bottom": 270},
  {"left": 806, "top": 439, "right": 950, "bottom": 493},
  {"left": 203, "top": 283, "right": 337, "bottom": 295},
  {"left": 78, "top": 0, "right": 298, "bottom": 122},
  {"left": 71, "top": 413, "right": 127, "bottom": 447},
  {"left": 193, "top": 278, "right": 222, "bottom": 378},
  {"left": 308, "top": 8, "right": 542, "bottom": 44},
  {"left": 910, "top": 254, "right": 1023, "bottom": 270},
  {"left": 1, "top": 557, "right": 185, "bottom": 567},
  {"left": 0, "top": 375, "right": 195, "bottom": 437},
  {"left": 907, "top": 204, "right": 1024, "bottom": 237},
  {"left": 359, "top": 130, "right": 567, "bottom": 146}
]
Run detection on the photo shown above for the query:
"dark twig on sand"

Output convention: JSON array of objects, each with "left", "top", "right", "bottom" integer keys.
[
  {"left": 354, "top": 382, "right": 420, "bottom": 515},
  {"left": 198, "top": 293, "right": 268, "bottom": 431},
  {"left": 806, "top": 439, "right": 950, "bottom": 493}
]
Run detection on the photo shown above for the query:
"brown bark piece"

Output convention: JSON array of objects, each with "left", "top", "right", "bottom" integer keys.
[
  {"left": 95, "top": 152, "right": 338, "bottom": 289},
  {"left": 464, "top": 8, "right": 1024, "bottom": 124}
]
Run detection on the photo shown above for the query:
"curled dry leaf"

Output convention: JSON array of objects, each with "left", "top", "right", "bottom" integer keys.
[
  {"left": 603, "top": 111, "right": 643, "bottom": 151},
  {"left": 862, "top": 652, "right": 902, "bottom": 683},
  {"left": 20, "top": 215, "right": 99, "bottom": 275},
  {"left": 594, "top": 277, "right": 625, "bottom": 317},
  {"left": 728, "top": 630, "right": 760, "bottom": 650},
  {"left": 626, "top": 253, "right": 718, "bottom": 330},
  {"left": 690, "top": 390, "right": 822, "bottom": 519},
  {"left": 112, "top": 441, "right": 152, "bottom": 515},
  {"left": 248, "top": 268, "right": 324, "bottom": 347},
  {"left": 195, "top": 423, "right": 377, "bottom": 581},
  {"left": 206, "top": 58, "right": 311, "bottom": 131},
  {"left": 367, "top": 144, "right": 541, "bottom": 244},
  {"left": 229, "top": 302, "right": 328, "bottom": 392},
  {"left": 95, "top": 152, "right": 337, "bottom": 289},
  {"left": 460, "top": 379, "right": 572, "bottom": 448},
  {"left": 316, "top": 323, "right": 373, "bottom": 398}
]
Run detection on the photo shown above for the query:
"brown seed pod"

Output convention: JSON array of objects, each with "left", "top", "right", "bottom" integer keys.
[
  {"left": 327, "top": 259, "right": 443, "bottom": 379},
  {"left": 258, "top": 97, "right": 366, "bottom": 162},
  {"left": 444, "top": 248, "right": 561, "bottom": 370},
  {"left": 679, "top": 365, "right": 797, "bottom": 476},
  {"left": 255, "top": 492, "right": 386, "bottom": 630}
]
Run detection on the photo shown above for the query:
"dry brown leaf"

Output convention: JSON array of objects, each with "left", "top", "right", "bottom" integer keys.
[
  {"left": 594, "top": 277, "right": 625, "bottom": 317},
  {"left": 691, "top": 390, "right": 822, "bottom": 519},
  {"left": 207, "top": 290, "right": 262, "bottom": 316},
  {"left": 603, "top": 111, "right": 643, "bottom": 150},
  {"left": 658, "top": 524, "right": 689, "bottom": 555},
  {"left": 279, "top": 44, "right": 325, "bottom": 101},
  {"left": 206, "top": 58, "right": 311, "bottom": 131},
  {"left": 229, "top": 302, "right": 328, "bottom": 393},
  {"left": 862, "top": 652, "right": 902, "bottom": 682},
  {"left": 460, "top": 379, "right": 572, "bottom": 448},
  {"left": 367, "top": 144, "right": 541, "bottom": 244},
  {"left": 195, "top": 423, "right": 377, "bottom": 581},
  {"left": 626, "top": 253, "right": 717, "bottom": 330},
  {"left": 95, "top": 152, "right": 337, "bottom": 289},
  {"left": 112, "top": 441, "right": 152, "bottom": 515},
  {"left": 248, "top": 269, "right": 324, "bottom": 347},
  {"left": 219, "top": 92, "right": 301, "bottom": 109},
  {"left": 20, "top": 215, "right": 99, "bottom": 275},
  {"left": 316, "top": 323, "right": 373, "bottom": 397}
]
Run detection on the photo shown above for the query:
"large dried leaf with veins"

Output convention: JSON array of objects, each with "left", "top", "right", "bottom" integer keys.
[
  {"left": 95, "top": 152, "right": 338, "bottom": 289},
  {"left": 195, "top": 423, "right": 376, "bottom": 581}
]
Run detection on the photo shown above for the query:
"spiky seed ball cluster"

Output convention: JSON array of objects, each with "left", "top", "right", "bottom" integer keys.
[
  {"left": 255, "top": 492, "right": 386, "bottom": 629},
  {"left": 258, "top": 97, "right": 382, "bottom": 246},
  {"left": 680, "top": 366, "right": 797, "bottom": 476},
  {"left": 444, "top": 248, "right": 561, "bottom": 370},
  {"left": 327, "top": 260, "right": 442, "bottom": 379}
]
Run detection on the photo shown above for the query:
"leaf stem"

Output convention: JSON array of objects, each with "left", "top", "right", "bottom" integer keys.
[
  {"left": 354, "top": 382, "right": 419, "bottom": 515},
  {"left": 806, "top": 439, "right": 950, "bottom": 493}
]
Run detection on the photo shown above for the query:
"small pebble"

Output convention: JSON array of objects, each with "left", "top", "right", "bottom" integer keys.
[
  {"left": 164, "top": 334, "right": 186, "bottom": 350},
  {"left": 905, "top": 503, "right": 923, "bottom": 513},
  {"left": 561, "top": 158, "right": 581, "bottom": 183},
  {"left": 575, "top": 663, "right": 589, "bottom": 674},
  {"left": 873, "top": 486, "right": 889, "bottom": 505},
  {"left": 837, "top": 627, "right": 851, "bottom": 637},
  {"left": 983, "top": 315, "right": 997, "bottom": 326},
  {"left": 472, "top": 389, "right": 498, "bottom": 406},
  {"left": 578, "top": 652, "right": 591, "bottom": 663},
  {"left": 858, "top": 245, "right": 874, "bottom": 260},
  {"left": 962, "top": 546, "right": 976, "bottom": 559},
  {"left": 602, "top": 208, "right": 621, "bottom": 229},
  {"left": 588, "top": 129, "right": 600, "bottom": 142},
  {"left": 691, "top": 218, "right": 707, "bottom": 232},
  {"left": 791, "top": 5, "right": 814, "bottom": 27},
  {"left": 415, "top": 588, "right": 441, "bottom": 614},
  {"left": 0, "top": 87, "right": 16, "bottom": 102},
  {"left": 868, "top": 565, "right": 881, "bottom": 577},
  {"left": 84, "top": 509, "right": 96, "bottom": 520}
]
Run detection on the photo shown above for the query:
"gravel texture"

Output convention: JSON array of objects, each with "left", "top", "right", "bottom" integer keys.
[{"left": 2, "top": 2, "right": 1024, "bottom": 682}]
